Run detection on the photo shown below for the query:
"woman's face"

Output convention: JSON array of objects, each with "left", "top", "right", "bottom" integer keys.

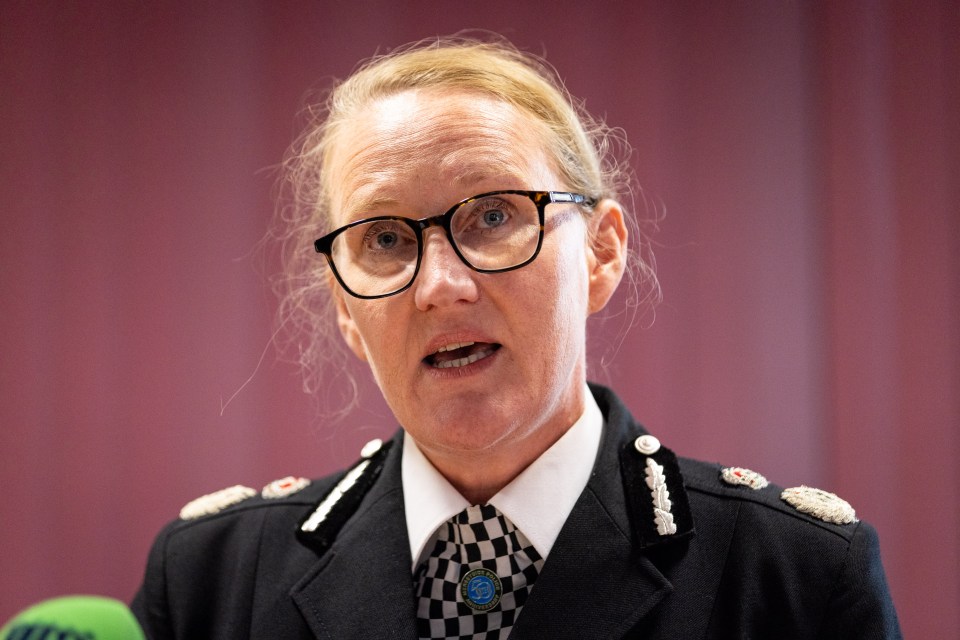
[{"left": 326, "top": 88, "right": 622, "bottom": 467}]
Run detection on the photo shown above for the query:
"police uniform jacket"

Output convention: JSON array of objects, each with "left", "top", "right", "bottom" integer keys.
[{"left": 132, "top": 385, "right": 902, "bottom": 638}]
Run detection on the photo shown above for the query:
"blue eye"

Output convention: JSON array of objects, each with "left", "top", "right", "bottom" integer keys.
[
  {"left": 374, "top": 231, "right": 398, "bottom": 249},
  {"left": 482, "top": 209, "right": 506, "bottom": 227},
  {"left": 358, "top": 220, "right": 415, "bottom": 255},
  {"left": 361, "top": 228, "right": 399, "bottom": 251}
]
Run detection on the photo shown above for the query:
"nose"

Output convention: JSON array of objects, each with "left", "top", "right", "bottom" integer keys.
[{"left": 413, "top": 227, "right": 479, "bottom": 311}]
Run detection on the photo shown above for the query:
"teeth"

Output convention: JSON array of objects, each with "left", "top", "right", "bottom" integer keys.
[
  {"left": 436, "top": 341, "right": 475, "bottom": 353},
  {"left": 434, "top": 345, "right": 494, "bottom": 369}
]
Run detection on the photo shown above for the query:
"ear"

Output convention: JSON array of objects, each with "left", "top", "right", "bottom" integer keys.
[
  {"left": 329, "top": 274, "right": 369, "bottom": 362},
  {"left": 586, "top": 198, "right": 628, "bottom": 314}
]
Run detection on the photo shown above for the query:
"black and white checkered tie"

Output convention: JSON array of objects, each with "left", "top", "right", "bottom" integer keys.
[{"left": 415, "top": 504, "right": 544, "bottom": 639}]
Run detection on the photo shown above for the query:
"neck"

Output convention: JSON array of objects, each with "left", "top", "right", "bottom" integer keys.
[
  {"left": 416, "top": 393, "right": 585, "bottom": 505},
  {"left": 430, "top": 451, "right": 540, "bottom": 505}
]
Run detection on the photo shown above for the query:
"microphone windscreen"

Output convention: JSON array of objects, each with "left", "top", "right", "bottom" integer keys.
[{"left": 1, "top": 595, "right": 145, "bottom": 640}]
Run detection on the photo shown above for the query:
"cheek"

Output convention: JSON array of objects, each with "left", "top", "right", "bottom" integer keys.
[
  {"left": 554, "top": 228, "right": 592, "bottom": 307},
  {"left": 343, "top": 301, "right": 402, "bottom": 367},
  {"left": 525, "top": 237, "right": 591, "bottom": 344}
]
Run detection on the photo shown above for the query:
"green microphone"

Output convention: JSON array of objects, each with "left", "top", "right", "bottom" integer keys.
[{"left": 1, "top": 595, "right": 145, "bottom": 640}]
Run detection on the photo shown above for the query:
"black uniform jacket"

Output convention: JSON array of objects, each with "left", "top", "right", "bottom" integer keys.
[{"left": 132, "top": 385, "right": 901, "bottom": 638}]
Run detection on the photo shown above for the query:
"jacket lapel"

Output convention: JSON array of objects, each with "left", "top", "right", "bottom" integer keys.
[
  {"left": 510, "top": 386, "right": 693, "bottom": 638},
  {"left": 291, "top": 436, "right": 419, "bottom": 640},
  {"left": 509, "top": 486, "right": 674, "bottom": 638}
]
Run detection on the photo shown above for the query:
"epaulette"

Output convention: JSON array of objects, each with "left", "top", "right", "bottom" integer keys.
[
  {"left": 296, "top": 438, "right": 393, "bottom": 555},
  {"left": 703, "top": 462, "right": 859, "bottom": 526},
  {"left": 178, "top": 475, "right": 314, "bottom": 521},
  {"left": 620, "top": 433, "right": 695, "bottom": 548}
]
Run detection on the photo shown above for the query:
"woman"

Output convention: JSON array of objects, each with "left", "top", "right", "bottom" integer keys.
[{"left": 133, "top": 37, "right": 901, "bottom": 639}]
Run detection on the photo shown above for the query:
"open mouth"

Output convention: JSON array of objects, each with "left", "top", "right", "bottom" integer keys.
[{"left": 424, "top": 341, "right": 501, "bottom": 369}]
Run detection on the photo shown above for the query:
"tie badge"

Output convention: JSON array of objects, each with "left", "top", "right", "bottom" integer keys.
[{"left": 460, "top": 568, "right": 502, "bottom": 611}]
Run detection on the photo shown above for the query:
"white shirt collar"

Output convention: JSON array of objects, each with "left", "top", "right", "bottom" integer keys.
[{"left": 402, "top": 386, "right": 604, "bottom": 569}]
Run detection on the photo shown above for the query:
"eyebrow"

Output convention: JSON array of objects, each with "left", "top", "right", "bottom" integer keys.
[
  {"left": 337, "top": 151, "right": 538, "bottom": 223},
  {"left": 343, "top": 195, "right": 403, "bottom": 221}
]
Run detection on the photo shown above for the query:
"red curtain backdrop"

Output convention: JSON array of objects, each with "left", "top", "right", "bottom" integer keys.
[{"left": 1, "top": 2, "right": 956, "bottom": 636}]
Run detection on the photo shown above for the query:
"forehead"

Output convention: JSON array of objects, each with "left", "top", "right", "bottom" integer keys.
[{"left": 326, "top": 89, "right": 557, "bottom": 222}]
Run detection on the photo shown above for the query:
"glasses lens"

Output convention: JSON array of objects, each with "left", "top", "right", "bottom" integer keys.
[
  {"left": 330, "top": 219, "right": 419, "bottom": 296},
  {"left": 452, "top": 193, "right": 541, "bottom": 270}
]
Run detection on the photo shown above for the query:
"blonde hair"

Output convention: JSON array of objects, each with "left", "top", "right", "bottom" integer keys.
[{"left": 270, "top": 35, "right": 658, "bottom": 410}]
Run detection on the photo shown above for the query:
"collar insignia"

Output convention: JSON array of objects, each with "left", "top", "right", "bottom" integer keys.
[
  {"left": 297, "top": 438, "right": 393, "bottom": 554},
  {"left": 644, "top": 456, "right": 678, "bottom": 535},
  {"left": 620, "top": 433, "right": 695, "bottom": 547}
]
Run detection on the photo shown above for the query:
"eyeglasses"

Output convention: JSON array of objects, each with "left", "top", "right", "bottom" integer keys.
[{"left": 314, "top": 189, "right": 596, "bottom": 299}]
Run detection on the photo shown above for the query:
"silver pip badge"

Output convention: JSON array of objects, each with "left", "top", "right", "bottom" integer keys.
[
  {"left": 720, "top": 467, "right": 769, "bottom": 490},
  {"left": 262, "top": 476, "right": 310, "bottom": 499}
]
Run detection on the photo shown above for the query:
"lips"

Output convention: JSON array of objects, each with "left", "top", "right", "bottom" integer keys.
[{"left": 425, "top": 341, "right": 501, "bottom": 369}]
